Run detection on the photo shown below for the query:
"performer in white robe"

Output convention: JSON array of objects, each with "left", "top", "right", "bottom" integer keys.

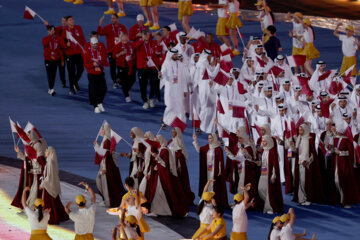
[
  {"left": 196, "top": 49, "right": 220, "bottom": 133},
  {"left": 160, "top": 48, "right": 189, "bottom": 126},
  {"left": 173, "top": 31, "right": 195, "bottom": 67}
]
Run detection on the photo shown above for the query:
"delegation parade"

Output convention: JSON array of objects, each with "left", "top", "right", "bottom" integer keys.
[{"left": 6, "top": 0, "right": 360, "bottom": 239}]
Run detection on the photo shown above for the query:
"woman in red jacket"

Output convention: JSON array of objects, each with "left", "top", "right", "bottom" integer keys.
[
  {"left": 42, "top": 25, "right": 64, "bottom": 96},
  {"left": 83, "top": 37, "right": 109, "bottom": 113}
]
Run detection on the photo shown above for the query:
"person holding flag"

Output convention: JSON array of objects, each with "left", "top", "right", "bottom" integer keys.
[
  {"left": 192, "top": 133, "right": 229, "bottom": 208},
  {"left": 94, "top": 122, "right": 126, "bottom": 207},
  {"left": 84, "top": 36, "right": 109, "bottom": 113},
  {"left": 42, "top": 25, "right": 64, "bottom": 96},
  {"left": 61, "top": 16, "right": 86, "bottom": 95},
  {"left": 334, "top": 23, "right": 359, "bottom": 77}
]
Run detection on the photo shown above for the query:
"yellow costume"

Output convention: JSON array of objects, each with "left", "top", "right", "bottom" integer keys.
[
  {"left": 121, "top": 191, "right": 150, "bottom": 234},
  {"left": 178, "top": 0, "right": 193, "bottom": 20},
  {"left": 340, "top": 56, "right": 357, "bottom": 76},
  {"left": 139, "top": 0, "right": 147, "bottom": 7},
  {"left": 226, "top": 13, "right": 242, "bottom": 29},
  {"left": 210, "top": 217, "right": 227, "bottom": 239},
  {"left": 230, "top": 232, "right": 248, "bottom": 240},
  {"left": 303, "top": 42, "right": 320, "bottom": 60},
  {"left": 292, "top": 46, "right": 305, "bottom": 56},
  {"left": 192, "top": 223, "right": 211, "bottom": 239},
  {"left": 30, "top": 230, "right": 52, "bottom": 240},
  {"left": 74, "top": 233, "right": 94, "bottom": 240},
  {"left": 216, "top": 18, "right": 229, "bottom": 36}
]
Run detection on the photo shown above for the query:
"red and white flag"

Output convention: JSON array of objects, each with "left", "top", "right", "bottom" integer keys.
[
  {"left": 232, "top": 105, "right": 246, "bottom": 118},
  {"left": 343, "top": 64, "right": 355, "bottom": 86},
  {"left": 318, "top": 70, "right": 336, "bottom": 82},
  {"left": 268, "top": 65, "right": 284, "bottom": 78},
  {"left": 24, "top": 6, "right": 36, "bottom": 20},
  {"left": 110, "top": 129, "right": 122, "bottom": 152},
  {"left": 192, "top": 106, "right": 201, "bottom": 128},
  {"left": 213, "top": 69, "right": 230, "bottom": 86},
  {"left": 170, "top": 117, "right": 187, "bottom": 132},
  {"left": 164, "top": 111, "right": 187, "bottom": 132},
  {"left": 256, "top": 57, "right": 267, "bottom": 68},
  {"left": 287, "top": 55, "right": 306, "bottom": 67},
  {"left": 24, "top": 122, "right": 42, "bottom": 138},
  {"left": 15, "top": 122, "right": 31, "bottom": 144},
  {"left": 202, "top": 69, "right": 210, "bottom": 80},
  {"left": 220, "top": 54, "right": 233, "bottom": 72},
  {"left": 9, "top": 118, "right": 17, "bottom": 133},
  {"left": 169, "top": 23, "right": 177, "bottom": 32}
]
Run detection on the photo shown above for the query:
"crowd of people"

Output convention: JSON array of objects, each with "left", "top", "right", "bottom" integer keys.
[{"left": 13, "top": 0, "right": 360, "bottom": 239}]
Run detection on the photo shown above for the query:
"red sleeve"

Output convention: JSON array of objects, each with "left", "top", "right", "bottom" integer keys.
[
  {"left": 120, "top": 24, "right": 128, "bottom": 35},
  {"left": 100, "top": 45, "right": 109, "bottom": 67},
  {"left": 112, "top": 44, "right": 120, "bottom": 59},
  {"left": 129, "top": 25, "right": 137, "bottom": 42},
  {"left": 97, "top": 25, "right": 106, "bottom": 36},
  {"left": 77, "top": 26, "right": 86, "bottom": 46},
  {"left": 60, "top": 28, "right": 69, "bottom": 50},
  {"left": 42, "top": 36, "right": 51, "bottom": 47}
]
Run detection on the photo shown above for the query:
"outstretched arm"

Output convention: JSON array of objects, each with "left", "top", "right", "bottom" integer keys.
[
  {"left": 21, "top": 186, "right": 31, "bottom": 209},
  {"left": 334, "top": 23, "right": 342, "bottom": 37},
  {"left": 289, "top": 208, "right": 296, "bottom": 228}
]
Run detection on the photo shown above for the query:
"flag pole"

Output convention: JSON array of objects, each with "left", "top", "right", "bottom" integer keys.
[
  {"left": 121, "top": 139, "right": 133, "bottom": 148},
  {"left": 236, "top": 27, "right": 246, "bottom": 49},
  {"left": 8, "top": 116, "right": 16, "bottom": 146},
  {"left": 36, "top": 14, "right": 46, "bottom": 23},
  {"left": 95, "top": 120, "right": 106, "bottom": 142},
  {"left": 156, "top": 125, "right": 162, "bottom": 136}
]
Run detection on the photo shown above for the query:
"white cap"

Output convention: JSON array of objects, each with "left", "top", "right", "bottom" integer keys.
[
  {"left": 136, "top": 14, "right": 144, "bottom": 21},
  {"left": 90, "top": 37, "right": 98, "bottom": 45}
]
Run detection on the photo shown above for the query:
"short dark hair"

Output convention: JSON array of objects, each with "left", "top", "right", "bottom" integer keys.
[
  {"left": 112, "top": 13, "right": 119, "bottom": 19},
  {"left": 65, "top": 16, "right": 73, "bottom": 21},
  {"left": 47, "top": 25, "right": 55, "bottom": 31},
  {"left": 267, "top": 25, "right": 276, "bottom": 34},
  {"left": 90, "top": 31, "right": 98, "bottom": 37},
  {"left": 125, "top": 177, "right": 135, "bottom": 187},
  {"left": 78, "top": 202, "right": 86, "bottom": 207},
  {"left": 163, "top": 26, "right": 171, "bottom": 32},
  {"left": 214, "top": 205, "right": 224, "bottom": 216}
]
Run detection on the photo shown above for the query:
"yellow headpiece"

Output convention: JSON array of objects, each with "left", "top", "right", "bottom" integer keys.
[
  {"left": 75, "top": 195, "right": 86, "bottom": 205},
  {"left": 272, "top": 216, "right": 281, "bottom": 224},
  {"left": 303, "top": 18, "right": 311, "bottom": 26},
  {"left": 346, "top": 25, "right": 355, "bottom": 32},
  {"left": 34, "top": 198, "right": 44, "bottom": 208},
  {"left": 201, "top": 191, "right": 215, "bottom": 202},
  {"left": 234, "top": 193, "right": 244, "bottom": 202},
  {"left": 295, "top": 12, "right": 303, "bottom": 19},
  {"left": 125, "top": 215, "right": 138, "bottom": 225},
  {"left": 280, "top": 213, "right": 290, "bottom": 223},
  {"left": 255, "top": 0, "right": 263, "bottom": 6}
]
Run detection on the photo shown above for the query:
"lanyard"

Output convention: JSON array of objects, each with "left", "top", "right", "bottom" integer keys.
[
  {"left": 144, "top": 42, "right": 151, "bottom": 56},
  {"left": 172, "top": 61, "right": 178, "bottom": 77},
  {"left": 50, "top": 37, "right": 56, "bottom": 51},
  {"left": 112, "top": 24, "right": 121, "bottom": 37},
  {"left": 90, "top": 48, "right": 100, "bottom": 62},
  {"left": 227, "top": 85, "right": 235, "bottom": 101},
  {"left": 280, "top": 116, "right": 284, "bottom": 131},
  {"left": 122, "top": 42, "right": 132, "bottom": 55}
]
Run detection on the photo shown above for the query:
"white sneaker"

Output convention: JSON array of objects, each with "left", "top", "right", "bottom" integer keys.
[
  {"left": 344, "top": 205, "right": 351, "bottom": 209},
  {"left": 149, "top": 99, "right": 155, "bottom": 108},
  {"left": 303, "top": 201, "right": 311, "bottom": 206},
  {"left": 49, "top": 89, "right": 56, "bottom": 96},
  {"left": 100, "top": 201, "right": 107, "bottom": 207},
  {"left": 146, "top": 212, "right": 158, "bottom": 217},
  {"left": 97, "top": 103, "right": 105, "bottom": 112},
  {"left": 48, "top": 89, "right": 51, "bottom": 94},
  {"left": 143, "top": 102, "right": 149, "bottom": 109},
  {"left": 266, "top": 211, "right": 274, "bottom": 214},
  {"left": 94, "top": 107, "right": 101, "bottom": 113},
  {"left": 125, "top": 96, "right": 132, "bottom": 102}
]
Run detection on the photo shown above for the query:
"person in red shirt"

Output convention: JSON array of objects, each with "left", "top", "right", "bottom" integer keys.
[
  {"left": 135, "top": 30, "right": 159, "bottom": 109},
  {"left": 42, "top": 25, "right": 64, "bottom": 96},
  {"left": 44, "top": 17, "right": 67, "bottom": 88},
  {"left": 84, "top": 31, "right": 107, "bottom": 52},
  {"left": 61, "top": 16, "right": 86, "bottom": 95},
  {"left": 84, "top": 37, "right": 109, "bottom": 113},
  {"left": 97, "top": 14, "right": 128, "bottom": 88},
  {"left": 129, "top": 14, "right": 147, "bottom": 42},
  {"left": 162, "top": 26, "right": 178, "bottom": 47},
  {"left": 154, "top": 31, "right": 167, "bottom": 67},
  {"left": 199, "top": 33, "right": 222, "bottom": 59},
  {"left": 112, "top": 33, "right": 136, "bottom": 102}
]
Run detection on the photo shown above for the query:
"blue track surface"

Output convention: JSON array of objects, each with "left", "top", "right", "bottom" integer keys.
[{"left": 0, "top": 0, "right": 359, "bottom": 239}]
